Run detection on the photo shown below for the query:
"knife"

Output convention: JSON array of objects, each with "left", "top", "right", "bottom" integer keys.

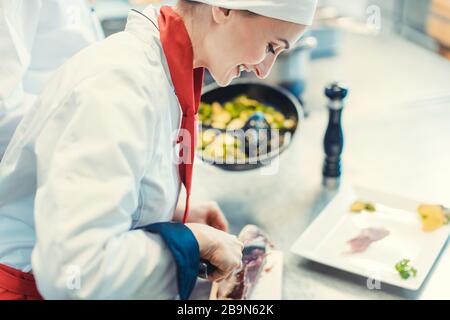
[{"left": 198, "top": 242, "right": 266, "bottom": 279}]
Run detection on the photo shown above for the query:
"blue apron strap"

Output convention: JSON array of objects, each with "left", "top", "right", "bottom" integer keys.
[{"left": 140, "top": 222, "right": 199, "bottom": 300}]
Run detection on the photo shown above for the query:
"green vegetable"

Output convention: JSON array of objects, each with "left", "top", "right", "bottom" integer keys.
[
  {"left": 350, "top": 201, "right": 376, "bottom": 213},
  {"left": 224, "top": 102, "right": 241, "bottom": 119},
  {"left": 365, "top": 202, "right": 376, "bottom": 212},
  {"left": 444, "top": 208, "right": 450, "bottom": 225},
  {"left": 395, "top": 259, "right": 417, "bottom": 280},
  {"left": 197, "top": 95, "right": 298, "bottom": 162},
  {"left": 199, "top": 103, "right": 212, "bottom": 119},
  {"left": 198, "top": 95, "right": 296, "bottom": 132}
]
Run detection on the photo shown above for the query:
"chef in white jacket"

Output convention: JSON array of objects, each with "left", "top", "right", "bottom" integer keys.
[
  {"left": 0, "top": 0, "right": 104, "bottom": 159},
  {"left": 0, "top": 0, "right": 316, "bottom": 299}
]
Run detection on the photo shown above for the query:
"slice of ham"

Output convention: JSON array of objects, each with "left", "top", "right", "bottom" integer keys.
[
  {"left": 346, "top": 227, "right": 390, "bottom": 254},
  {"left": 216, "top": 225, "right": 271, "bottom": 300}
]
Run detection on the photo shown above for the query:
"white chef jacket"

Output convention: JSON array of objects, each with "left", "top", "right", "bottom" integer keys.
[
  {"left": 0, "top": 6, "right": 186, "bottom": 299},
  {"left": 0, "top": 0, "right": 104, "bottom": 159}
]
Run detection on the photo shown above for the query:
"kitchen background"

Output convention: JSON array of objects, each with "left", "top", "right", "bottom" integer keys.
[
  {"left": 89, "top": 0, "right": 450, "bottom": 299},
  {"left": 94, "top": 0, "right": 450, "bottom": 57},
  {"left": 92, "top": 0, "right": 450, "bottom": 114}
]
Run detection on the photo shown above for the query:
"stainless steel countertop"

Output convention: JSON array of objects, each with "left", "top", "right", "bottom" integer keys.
[{"left": 190, "top": 29, "right": 450, "bottom": 299}]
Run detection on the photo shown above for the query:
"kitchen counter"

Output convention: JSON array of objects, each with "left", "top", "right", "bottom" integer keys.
[{"left": 190, "top": 28, "right": 450, "bottom": 299}]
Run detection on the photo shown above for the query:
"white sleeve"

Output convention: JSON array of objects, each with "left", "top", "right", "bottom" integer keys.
[
  {"left": 0, "top": 0, "right": 41, "bottom": 109},
  {"left": 23, "top": 0, "right": 105, "bottom": 94},
  {"left": 0, "top": 0, "right": 104, "bottom": 104},
  {"left": 31, "top": 69, "right": 179, "bottom": 299}
]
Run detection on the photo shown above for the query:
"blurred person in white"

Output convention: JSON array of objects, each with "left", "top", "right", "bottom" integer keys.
[{"left": 0, "top": 0, "right": 104, "bottom": 159}]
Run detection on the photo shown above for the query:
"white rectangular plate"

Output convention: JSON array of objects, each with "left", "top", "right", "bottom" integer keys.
[
  {"left": 290, "top": 185, "right": 450, "bottom": 290},
  {"left": 210, "top": 250, "right": 283, "bottom": 300}
]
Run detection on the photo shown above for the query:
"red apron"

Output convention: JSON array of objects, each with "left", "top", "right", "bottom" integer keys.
[{"left": 0, "top": 264, "right": 43, "bottom": 300}]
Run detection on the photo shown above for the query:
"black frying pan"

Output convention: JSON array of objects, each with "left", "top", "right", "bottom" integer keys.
[{"left": 198, "top": 79, "right": 303, "bottom": 171}]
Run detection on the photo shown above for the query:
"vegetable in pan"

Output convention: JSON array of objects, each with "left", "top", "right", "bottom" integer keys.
[
  {"left": 197, "top": 95, "right": 296, "bottom": 162},
  {"left": 199, "top": 132, "right": 247, "bottom": 162},
  {"left": 198, "top": 95, "right": 297, "bottom": 131}
]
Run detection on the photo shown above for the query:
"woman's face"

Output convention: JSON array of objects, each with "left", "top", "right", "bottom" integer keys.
[{"left": 204, "top": 8, "right": 306, "bottom": 86}]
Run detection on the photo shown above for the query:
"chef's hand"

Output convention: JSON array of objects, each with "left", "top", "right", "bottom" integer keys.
[
  {"left": 174, "top": 201, "right": 229, "bottom": 232},
  {"left": 186, "top": 223, "right": 243, "bottom": 282}
]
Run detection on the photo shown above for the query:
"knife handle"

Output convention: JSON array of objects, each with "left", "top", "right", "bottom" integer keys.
[{"left": 198, "top": 259, "right": 217, "bottom": 279}]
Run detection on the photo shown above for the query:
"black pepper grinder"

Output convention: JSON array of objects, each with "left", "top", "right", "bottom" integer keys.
[{"left": 323, "top": 82, "right": 348, "bottom": 189}]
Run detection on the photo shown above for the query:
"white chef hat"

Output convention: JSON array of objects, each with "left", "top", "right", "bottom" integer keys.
[{"left": 187, "top": 0, "right": 317, "bottom": 25}]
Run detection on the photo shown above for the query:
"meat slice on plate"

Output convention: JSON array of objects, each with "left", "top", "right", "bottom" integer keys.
[{"left": 346, "top": 227, "right": 390, "bottom": 254}]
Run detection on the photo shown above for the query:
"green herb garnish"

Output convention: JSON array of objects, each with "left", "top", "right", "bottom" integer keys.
[{"left": 395, "top": 259, "right": 417, "bottom": 280}]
